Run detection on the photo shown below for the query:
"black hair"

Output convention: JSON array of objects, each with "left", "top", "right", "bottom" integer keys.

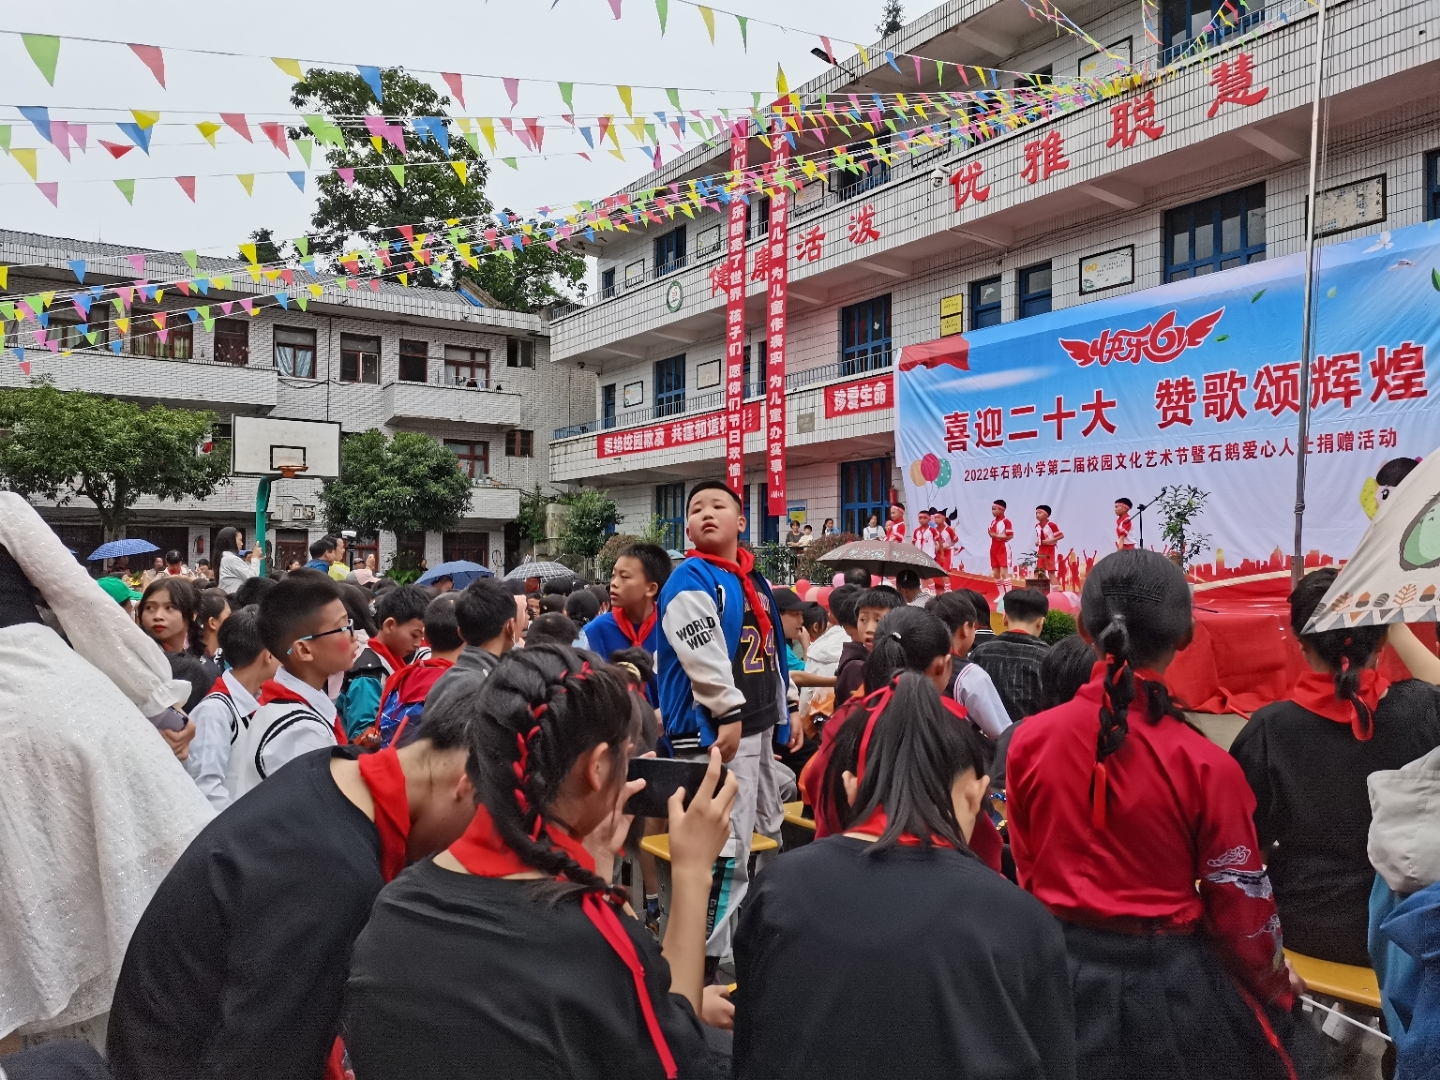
[
  {"left": 895, "top": 568, "right": 921, "bottom": 590},
  {"left": 214, "top": 527, "right": 242, "bottom": 556},
  {"left": 1115, "top": 497, "right": 1133, "bottom": 509},
  {"left": 455, "top": 578, "right": 518, "bottom": 646},
  {"left": 804, "top": 602, "right": 828, "bottom": 636},
  {"left": 1081, "top": 550, "right": 1194, "bottom": 815},
  {"left": 825, "top": 672, "right": 991, "bottom": 853},
  {"left": 139, "top": 576, "right": 199, "bottom": 653},
  {"left": 861, "top": 607, "right": 952, "bottom": 694},
  {"left": 1036, "top": 504, "right": 1052, "bottom": 516},
  {"left": 164, "top": 549, "right": 184, "bottom": 565},
  {"left": 564, "top": 589, "right": 601, "bottom": 627},
  {"left": 504, "top": 578, "right": 529, "bottom": 596},
  {"left": 543, "top": 578, "right": 573, "bottom": 596},
  {"left": 958, "top": 588, "right": 991, "bottom": 625},
  {"left": 233, "top": 575, "right": 277, "bottom": 609},
  {"left": 891, "top": 501, "right": 905, "bottom": 511},
  {"left": 256, "top": 569, "right": 345, "bottom": 658},
  {"left": 540, "top": 593, "right": 567, "bottom": 615},
  {"left": 607, "top": 646, "right": 659, "bottom": 751},
  {"left": 993, "top": 500, "right": 1006, "bottom": 510},
  {"left": 196, "top": 558, "right": 210, "bottom": 569},
  {"left": 687, "top": 478, "right": 743, "bottom": 510},
  {"left": 191, "top": 588, "right": 231, "bottom": 657},
  {"left": 1004, "top": 587, "right": 1049, "bottom": 624},
  {"left": 217, "top": 606, "right": 267, "bottom": 669},
  {"left": 334, "top": 581, "right": 380, "bottom": 636},
  {"left": 1040, "top": 634, "right": 1096, "bottom": 710},
  {"left": 927, "top": 591, "right": 977, "bottom": 634},
  {"left": 607, "top": 646, "right": 655, "bottom": 686},
  {"left": 1289, "top": 567, "right": 1387, "bottom": 737},
  {"left": 527, "top": 612, "right": 580, "bottom": 647},
  {"left": 857, "top": 586, "right": 905, "bottom": 616},
  {"left": 423, "top": 594, "right": 464, "bottom": 653},
  {"left": 589, "top": 583, "right": 611, "bottom": 609},
  {"left": 842, "top": 567, "right": 872, "bottom": 589},
  {"left": 375, "top": 583, "right": 431, "bottom": 628},
  {"left": 828, "top": 584, "right": 861, "bottom": 628},
  {"left": 1377, "top": 457, "right": 1419, "bottom": 488},
  {"left": 615, "top": 541, "right": 673, "bottom": 588},
  {"left": 466, "top": 645, "right": 641, "bottom": 900},
  {"left": 309, "top": 535, "right": 338, "bottom": 559}
]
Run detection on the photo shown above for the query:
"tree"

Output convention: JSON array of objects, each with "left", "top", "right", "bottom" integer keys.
[
  {"left": 319, "top": 429, "right": 472, "bottom": 538},
  {"left": 877, "top": 0, "right": 905, "bottom": 36},
  {"left": 458, "top": 217, "right": 587, "bottom": 312},
  {"left": 244, "top": 227, "right": 286, "bottom": 264},
  {"left": 0, "top": 383, "right": 229, "bottom": 541},
  {"left": 557, "top": 489, "right": 619, "bottom": 560},
  {"left": 514, "top": 482, "right": 550, "bottom": 545}
]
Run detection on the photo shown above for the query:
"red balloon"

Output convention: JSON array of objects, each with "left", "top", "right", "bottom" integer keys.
[
  {"left": 794, "top": 578, "right": 810, "bottom": 596},
  {"left": 921, "top": 453, "right": 940, "bottom": 482}
]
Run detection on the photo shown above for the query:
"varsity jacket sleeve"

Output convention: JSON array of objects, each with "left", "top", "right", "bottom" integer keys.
[{"left": 660, "top": 581, "right": 746, "bottom": 727}]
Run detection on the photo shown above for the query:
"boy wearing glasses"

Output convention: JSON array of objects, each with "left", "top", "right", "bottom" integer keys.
[{"left": 227, "top": 570, "right": 357, "bottom": 799}]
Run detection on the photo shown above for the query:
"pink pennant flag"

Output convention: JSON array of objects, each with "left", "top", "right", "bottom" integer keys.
[
  {"left": 128, "top": 44, "right": 166, "bottom": 87},
  {"left": 50, "top": 120, "right": 72, "bottom": 161},
  {"left": 69, "top": 123, "right": 86, "bottom": 152},
  {"left": 441, "top": 72, "right": 465, "bottom": 108},
  {"left": 369, "top": 279, "right": 380, "bottom": 293},
  {"left": 239, "top": 298, "right": 254, "bottom": 314},
  {"left": 116, "top": 286, "right": 135, "bottom": 308},
  {"left": 820, "top": 36, "right": 834, "bottom": 63},
  {"left": 561, "top": 113, "right": 574, "bottom": 126},
  {"left": 220, "top": 301, "right": 234, "bottom": 315},
  {"left": 514, "top": 129, "right": 534, "bottom": 152},
  {"left": 913, "top": 55, "right": 923, "bottom": 82},
  {"left": 337, "top": 167, "right": 355, "bottom": 187},
  {"left": 499, "top": 117, "right": 515, "bottom": 136},
  {"left": 259, "top": 123, "right": 290, "bottom": 156},
  {"left": 362, "top": 115, "right": 405, "bottom": 151},
  {"left": 398, "top": 224, "right": 415, "bottom": 244},
  {"left": 522, "top": 118, "right": 544, "bottom": 153},
  {"left": 100, "top": 140, "right": 133, "bottom": 159},
  {"left": 176, "top": 281, "right": 191, "bottom": 296},
  {"left": 17, "top": 359, "right": 30, "bottom": 375},
  {"left": 36, "top": 182, "right": 58, "bottom": 207},
  {"left": 281, "top": 268, "right": 294, "bottom": 285},
  {"left": 607, "top": 0, "right": 621, "bottom": 18},
  {"left": 220, "top": 113, "right": 252, "bottom": 141},
  {"left": 126, "top": 254, "right": 146, "bottom": 276},
  {"left": 176, "top": 176, "right": 196, "bottom": 201},
  {"left": 503, "top": 77, "right": 519, "bottom": 109}
]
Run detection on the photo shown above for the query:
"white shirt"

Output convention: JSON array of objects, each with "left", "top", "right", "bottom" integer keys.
[
  {"left": 953, "top": 662, "right": 1012, "bottom": 740},
  {"left": 217, "top": 550, "right": 257, "bottom": 595},
  {"left": 226, "top": 667, "right": 337, "bottom": 800},
  {"left": 862, "top": 525, "right": 886, "bottom": 540},
  {"left": 913, "top": 524, "right": 936, "bottom": 558},
  {"left": 185, "top": 669, "right": 260, "bottom": 811}
]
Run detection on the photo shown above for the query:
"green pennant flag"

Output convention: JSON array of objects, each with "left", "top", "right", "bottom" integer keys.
[
  {"left": 183, "top": 249, "right": 198, "bottom": 270},
  {"left": 294, "top": 236, "right": 309, "bottom": 257},
  {"left": 195, "top": 305, "right": 209, "bottom": 324},
  {"left": 558, "top": 82, "right": 574, "bottom": 110},
  {"left": 22, "top": 34, "right": 60, "bottom": 85},
  {"left": 502, "top": 157, "right": 518, "bottom": 170},
  {"left": 0, "top": 303, "right": 15, "bottom": 322},
  {"left": 295, "top": 294, "right": 309, "bottom": 312},
  {"left": 644, "top": 122, "right": 656, "bottom": 144},
  {"left": 111, "top": 297, "right": 125, "bottom": 315},
  {"left": 666, "top": 88, "right": 680, "bottom": 111},
  {"left": 296, "top": 138, "right": 314, "bottom": 168},
  {"left": 752, "top": 92, "right": 761, "bottom": 111},
  {"left": 736, "top": 15, "right": 748, "bottom": 50},
  {"left": 302, "top": 114, "right": 345, "bottom": 147},
  {"left": 464, "top": 131, "right": 480, "bottom": 153},
  {"left": 388, "top": 163, "right": 406, "bottom": 186},
  {"left": 84, "top": 329, "right": 98, "bottom": 345},
  {"left": 113, "top": 178, "right": 135, "bottom": 204},
  {"left": 655, "top": 0, "right": 667, "bottom": 34},
  {"left": 0, "top": 126, "right": 10, "bottom": 152}
]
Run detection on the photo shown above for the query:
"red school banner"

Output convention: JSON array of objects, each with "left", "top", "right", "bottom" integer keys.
[
  {"left": 724, "top": 122, "right": 749, "bottom": 497},
  {"left": 824, "top": 373, "right": 894, "bottom": 418},
  {"left": 597, "top": 403, "right": 761, "bottom": 459},
  {"left": 765, "top": 130, "right": 791, "bottom": 517}
]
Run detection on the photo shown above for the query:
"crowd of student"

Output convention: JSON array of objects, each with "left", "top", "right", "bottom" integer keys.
[{"left": 2, "top": 470, "right": 1439, "bottom": 1080}]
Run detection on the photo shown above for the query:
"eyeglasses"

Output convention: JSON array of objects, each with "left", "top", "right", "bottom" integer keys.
[{"left": 289, "top": 619, "right": 355, "bottom": 654}]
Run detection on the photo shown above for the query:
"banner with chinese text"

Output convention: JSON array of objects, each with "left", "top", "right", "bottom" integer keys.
[
  {"left": 896, "top": 219, "right": 1440, "bottom": 574},
  {"left": 597, "top": 403, "right": 761, "bottom": 458},
  {"left": 724, "top": 122, "right": 749, "bottom": 497},
  {"left": 766, "top": 130, "right": 791, "bottom": 517}
]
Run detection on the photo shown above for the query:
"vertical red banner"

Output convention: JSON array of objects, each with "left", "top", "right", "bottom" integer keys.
[
  {"left": 724, "top": 121, "right": 749, "bottom": 499},
  {"left": 765, "top": 126, "right": 791, "bottom": 518}
]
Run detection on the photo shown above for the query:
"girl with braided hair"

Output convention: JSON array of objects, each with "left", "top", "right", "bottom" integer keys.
[
  {"left": 732, "top": 670, "right": 1074, "bottom": 1080},
  {"left": 342, "top": 644, "right": 738, "bottom": 1080},
  {"left": 1231, "top": 568, "right": 1440, "bottom": 967},
  {"left": 1007, "top": 549, "right": 1302, "bottom": 1080}
]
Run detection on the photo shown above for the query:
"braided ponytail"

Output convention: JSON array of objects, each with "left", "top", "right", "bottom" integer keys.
[{"left": 1289, "top": 568, "right": 1386, "bottom": 739}]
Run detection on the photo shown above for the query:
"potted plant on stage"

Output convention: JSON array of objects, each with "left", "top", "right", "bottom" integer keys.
[
  {"left": 1017, "top": 549, "right": 1047, "bottom": 591},
  {"left": 1156, "top": 485, "right": 1212, "bottom": 571}
]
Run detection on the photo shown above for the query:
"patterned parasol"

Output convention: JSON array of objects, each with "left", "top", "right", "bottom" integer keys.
[{"left": 818, "top": 539, "right": 947, "bottom": 579}]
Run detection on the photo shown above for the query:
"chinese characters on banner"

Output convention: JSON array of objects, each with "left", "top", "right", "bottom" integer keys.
[
  {"left": 724, "top": 122, "right": 749, "bottom": 497},
  {"left": 597, "top": 403, "right": 761, "bottom": 459},
  {"left": 766, "top": 130, "right": 791, "bottom": 517},
  {"left": 824, "top": 374, "right": 894, "bottom": 418}
]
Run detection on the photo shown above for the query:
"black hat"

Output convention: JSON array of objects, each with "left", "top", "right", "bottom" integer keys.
[{"left": 771, "top": 587, "right": 806, "bottom": 612}]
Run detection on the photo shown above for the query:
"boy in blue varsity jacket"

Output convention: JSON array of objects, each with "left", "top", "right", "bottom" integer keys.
[{"left": 658, "top": 480, "right": 793, "bottom": 961}]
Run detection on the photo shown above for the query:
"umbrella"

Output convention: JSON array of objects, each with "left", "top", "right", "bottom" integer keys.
[
  {"left": 417, "top": 560, "right": 493, "bottom": 589},
  {"left": 1308, "top": 450, "right": 1440, "bottom": 631},
  {"left": 88, "top": 538, "right": 159, "bottom": 562},
  {"left": 502, "top": 560, "right": 575, "bottom": 584},
  {"left": 818, "top": 539, "right": 947, "bottom": 579}
]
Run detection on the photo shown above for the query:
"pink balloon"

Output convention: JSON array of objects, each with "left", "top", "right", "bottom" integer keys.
[{"left": 921, "top": 453, "right": 940, "bottom": 482}]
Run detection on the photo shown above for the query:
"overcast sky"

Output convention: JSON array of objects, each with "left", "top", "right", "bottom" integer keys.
[{"left": 0, "top": 0, "right": 884, "bottom": 266}]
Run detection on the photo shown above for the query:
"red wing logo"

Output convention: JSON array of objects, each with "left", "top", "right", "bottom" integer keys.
[{"left": 1058, "top": 307, "right": 1225, "bottom": 366}]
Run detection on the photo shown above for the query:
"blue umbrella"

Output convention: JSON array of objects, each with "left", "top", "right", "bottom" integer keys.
[
  {"left": 416, "top": 560, "right": 494, "bottom": 589},
  {"left": 88, "top": 538, "right": 160, "bottom": 561}
]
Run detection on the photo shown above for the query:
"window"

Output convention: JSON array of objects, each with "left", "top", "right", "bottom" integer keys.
[
  {"left": 743, "top": 341, "right": 767, "bottom": 399},
  {"left": 840, "top": 295, "right": 892, "bottom": 376},
  {"left": 444, "top": 345, "right": 489, "bottom": 388},
  {"left": 339, "top": 334, "right": 380, "bottom": 384},
  {"left": 746, "top": 196, "right": 770, "bottom": 240},
  {"left": 1018, "top": 263, "right": 1052, "bottom": 319},
  {"left": 505, "top": 430, "right": 533, "bottom": 457},
  {"left": 443, "top": 531, "right": 489, "bottom": 566},
  {"left": 831, "top": 135, "right": 891, "bottom": 200},
  {"left": 446, "top": 440, "right": 489, "bottom": 480},
  {"left": 130, "top": 310, "right": 193, "bottom": 360},
  {"left": 756, "top": 483, "right": 780, "bottom": 544},
  {"left": 656, "top": 482, "right": 686, "bottom": 551},
  {"left": 1165, "top": 183, "right": 1265, "bottom": 282},
  {"left": 601, "top": 267, "right": 616, "bottom": 299},
  {"left": 971, "top": 277, "right": 1002, "bottom": 330},
  {"left": 214, "top": 318, "right": 249, "bottom": 365},
  {"left": 654, "top": 225, "right": 687, "bottom": 276},
  {"left": 1015, "top": 66, "right": 1052, "bottom": 88},
  {"left": 602, "top": 384, "right": 617, "bottom": 429},
  {"left": 49, "top": 312, "right": 105, "bottom": 352},
  {"left": 841, "top": 458, "right": 891, "bottom": 537},
  {"left": 506, "top": 337, "right": 535, "bottom": 368},
  {"left": 1426, "top": 151, "right": 1440, "bottom": 221},
  {"left": 273, "top": 326, "right": 316, "bottom": 378},
  {"left": 1161, "top": 0, "right": 1265, "bottom": 63},
  {"left": 399, "top": 339, "right": 428, "bottom": 383},
  {"left": 654, "top": 354, "right": 686, "bottom": 418}
]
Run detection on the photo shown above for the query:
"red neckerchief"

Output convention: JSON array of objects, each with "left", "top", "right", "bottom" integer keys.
[
  {"left": 847, "top": 806, "right": 956, "bottom": 848},
  {"left": 356, "top": 747, "right": 412, "bottom": 883},
  {"left": 367, "top": 638, "right": 406, "bottom": 675},
  {"left": 1088, "top": 660, "right": 1169, "bottom": 829},
  {"left": 686, "top": 547, "right": 772, "bottom": 644},
  {"left": 207, "top": 675, "right": 230, "bottom": 697},
  {"left": 1289, "top": 668, "right": 1388, "bottom": 741},
  {"left": 448, "top": 807, "right": 679, "bottom": 1079},
  {"left": 258, "top": 678, "right": 346, "bottom": 746},
  {"left": 612, "top": 604, "right": 657, "bottom": 648}
]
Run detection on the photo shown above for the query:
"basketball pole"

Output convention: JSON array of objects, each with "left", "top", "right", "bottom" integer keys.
[{"left": 255, "top": 476, "right": 273, "bottom": 576}]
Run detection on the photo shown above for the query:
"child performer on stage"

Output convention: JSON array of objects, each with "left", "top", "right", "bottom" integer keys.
[
  {"left": 931, "top": 508, "right": 959, "bottom": 592},
  {"left": 884, "top": 502, "right": 907, "bottom": 543},
  {"left": 1114, "top": 498, "right": 1135, "bottom": 550},
  {"left": 1034, "top": 506, "right": 1063, "bottom": 577},
  {"left": 988, "top": 501, "right": 1013, "bottom": 580},
  {"left": 912, "top": 508, "right": 936, "bottom": 560}
]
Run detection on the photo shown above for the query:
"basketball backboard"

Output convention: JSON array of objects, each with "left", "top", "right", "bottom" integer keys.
[{"left": 231, "top": 416, "right": 342, "bottom": 479}]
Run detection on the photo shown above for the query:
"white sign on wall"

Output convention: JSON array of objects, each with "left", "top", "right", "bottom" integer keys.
[
  {"left": 624, "top": 259, "right": 646, "bottom": 288},
  {"left": 1315, "top": 175, "right": 1387, "bottom": 237},
  {"left": 696, "top": 358, "right": 721, "bottom": 389},
  {"left": 1079, "top": 245, "right": 1135, "bottom": 294},
  {"left": 623, "top": 380, "right": 644, "bottom": 408}
]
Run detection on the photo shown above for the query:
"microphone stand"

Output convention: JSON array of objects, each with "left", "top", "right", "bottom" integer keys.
[{"left": 1135, "top": 490, "right": 1166, "bottom": 551}]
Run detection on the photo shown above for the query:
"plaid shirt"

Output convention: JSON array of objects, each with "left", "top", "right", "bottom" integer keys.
[{"left": 968, "top": 632, "right": 1050, "bottom": 723}]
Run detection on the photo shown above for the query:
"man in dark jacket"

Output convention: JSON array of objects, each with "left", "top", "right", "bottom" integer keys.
[
  {"left": 423, "top": 579, "right": 524, "bottom": 716},
  {"left": 968, "top": 587, "right": 1050, "bottom": 723}
]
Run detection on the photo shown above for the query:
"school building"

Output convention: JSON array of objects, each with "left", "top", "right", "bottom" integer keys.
[
  {"left": 545, "top": 0, "right": 1437, "bottom": 558},
  {"left": 0, "top": 230, "right": 590, "bottom": 571}
]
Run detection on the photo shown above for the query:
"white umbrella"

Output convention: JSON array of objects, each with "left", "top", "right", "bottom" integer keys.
[
  {"left": 501, "top": 560, "right": 575, "bottom": 584},
  {"left": 1308, "top": 450, "right": 1440, "bottom": 631}
]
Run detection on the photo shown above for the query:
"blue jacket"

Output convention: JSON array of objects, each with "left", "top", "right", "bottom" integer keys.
[
  {"left": 1371, "top": 877, "right": 1440, "bottom": 1079},
  {"left": 583, "top": 610, "right": 660, "bottom": 704},
  {"left": 657, "top": 556, "right": 789, "bottom": 752}
]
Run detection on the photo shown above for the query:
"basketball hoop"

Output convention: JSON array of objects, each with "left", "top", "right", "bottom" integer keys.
[{"left": 275, "top": 464, "right": 310, "bottom": 480}]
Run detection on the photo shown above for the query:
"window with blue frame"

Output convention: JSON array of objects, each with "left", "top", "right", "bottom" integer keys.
[
  {"left": 654, "top": 354, "right": 686, "bottom": 418},
  {"left": 602, "top": 384, "right": 616, "bottom": 429},
  {"left": 1161, "top": 0, "right": 1266, "bottom": 65},
  {"left": 601, "top": 268, "right": 616, "bottom": 299},
  {"left": 743, "top": 341, "right": 767, "bottom": 399},
  {"left": 840, "top": 457, "right": 891, "bottom": 537},
  {"left": 756, "top": 483, "right": 780, "bottom": 544},
  {"left": 840, "top": 294, "right": 892, "bottom": 376},
  {"left": 653, "top": 225, "right": 687, "bottom": 276},
  {"left": 1018, "top": 263, "right": 1052, "bottom": 320},
  {"left": 1165, "top": 183, "right": 1266, "bottom": 282},
  {"left": 655, "top": 483, "right": 686, "bottom": 552},
  {"left": 971, "top": 276, "right": 1002, "bottom": 330},
  {"left": 1427, "top": 151, "right": 1440, "bottom": 221}
]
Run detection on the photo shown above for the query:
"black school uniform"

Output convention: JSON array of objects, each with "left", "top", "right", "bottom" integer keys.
[
  {"left": 732, "top": 835, "right": 1076, "bottom": 1080},
  {"left": 107, "top": 747, "right": 382, "bottom": 1080},
  {"left": 342, "top": 859, "right": 709, "bottom": 1079},
  {"left": 1231, "top": 677, "right": 1440, "bottom": 966}
]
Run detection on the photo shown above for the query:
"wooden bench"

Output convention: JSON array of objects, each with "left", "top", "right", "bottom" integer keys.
[
  {"left": 782, "top": 801, "right": 816, "bottom": 849},
  {"left": 1284, "top": 950, "right": 1382, "bottom": 1011}
]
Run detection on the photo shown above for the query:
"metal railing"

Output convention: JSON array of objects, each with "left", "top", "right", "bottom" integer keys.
[{"left": 1158, "top": 4, "right": 1269, "bottom": 68}]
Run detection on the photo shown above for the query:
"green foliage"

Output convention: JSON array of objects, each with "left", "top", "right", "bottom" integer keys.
[
  {"left": 459, "top": 211, "right": 587, "bottom": 313},
  {"left": 557, "top": 488, "right": 619, "bottom": 560},
  {"left": 319, "top": 429, "right": 472, "bottom": 537},
  {"left": 637, "top": 513, "right": 670, "bottom": 547},
  {"left": 796, "top": 531, "right": 858, "bottom": 583},
  {"left": 595, "top": 532, "right": 638, "bottom": 582},
  {"left": 876, "top": 0, "right": 905, "bottom": 35},
  {"left": 514, "top": 482, "right": 550, "bottom": 544},
  {"left": 751, "top": 541, "right": 797, "bottom": 584},
  {"left": 1041, "top": 609, "right": 1078, "bottom": 644},
  {"left": 245, "top": 227, "right": 286, "bottom": 264},
  {"left": 1156, "top": 484, "right": 1212, "bottom": 568},
  {"left": 0, "top": 384, "right": 229, "bottom": 540}
]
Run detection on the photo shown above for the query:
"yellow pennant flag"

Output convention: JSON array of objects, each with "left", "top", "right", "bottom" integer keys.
[
  {"left": 478, "top": 118, "right": 496, "bottom": 154},
  {"left": 196, "top": 121, "right": 222, "bottom": 146},
  {"left": 308, "top": 283, "right": 324, "bottom": 298},
  {"left": 617, "top": 85, "right": 633, "bottom": 116},
  {"left": 263, "top": 268, "right": 282, "bottom": 282},
  {"left": 11, "top": 148, "right": 38, "bottom": 180},
  {"left": 116, "top": 317, "right": 130, "bottom": 335},
  {"left": 609, "top": 147, "right": 626, "bottom": 162},
  {"left": 131, "top": 109, "right": 160, "bottom": 129},
  {"left": 239, "top": 242, "right": 258, "bottom": 264},
  {"left": 246, "top": 266, "right": 261, "bottom": 283},
  {"left": 776, "top": 64, "right": 789, "bottom": 97},
  {"left": 450, "top": 160, "right": 467, "bottom": 184},
  {"left": 698, "top": 5, "right": 715, "bottom": 41},
  {"left": 272, "top": 58, "right": 303, "bottom": 80},
  {"left": 0, "top": 266, "right": 7, "bottom": 290},
  {"left": 857, "top": 45, "right": 869, "bottom": 67},
  {"left": 237, "top": 174, "right": 254, "bottom": 196},
  {"left": 369, "top": 135, "right": 384, "bottom": 154}
]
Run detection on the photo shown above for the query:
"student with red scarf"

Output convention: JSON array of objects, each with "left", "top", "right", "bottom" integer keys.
[
  {"left": 733, "top": 670, "right": 1074, "bottom": 1080},
  {"left": 375, "top": 595, "right": 466, "bottom": 749},
  {"left": 1007, "top": 550, "right": 1302, "bottom": 1080},
  {"left": 1231, "top": 567, "right": 1440, "bottom": 967},
  {"left": 585, "top": 541, "right": 672, "bottom": 704},
  {"left": 342, "top": 645, "right": 738, "bottom": 1079},
  {"left": 338, "top": 584, "right": 430, "bottom": 742}
]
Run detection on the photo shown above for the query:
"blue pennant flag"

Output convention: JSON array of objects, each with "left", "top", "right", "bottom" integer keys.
[
  {"left": 72, "top": 293, "right": 92, "bottom": 316},
  {"left": 117, "top": 122, "right": 153, "bottom": 154},
  {"left": 288, "top": 171, "right": 305, "bottom": 191},
  {"left": 274, "top": 291, "right": 290, "bottom": 310},
  {"left": 579, "top": 126, "right": 594, "bottom": 148},
  {"left": 357, "top": 65, "right": 384, "bottom": 103},
  {"left": 19, "top": 106, "right": 51, "bottom": 143},
  {"left": 195, "top": 278, "right": 209, "bottom": 296},
  {"left": 67, "top": 259, "right": 86, "bottom": 283}
]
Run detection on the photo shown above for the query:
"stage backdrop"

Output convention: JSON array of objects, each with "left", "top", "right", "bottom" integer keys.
[{"left": 897, "top": 219, "right": 1440, "bottom": 576}]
